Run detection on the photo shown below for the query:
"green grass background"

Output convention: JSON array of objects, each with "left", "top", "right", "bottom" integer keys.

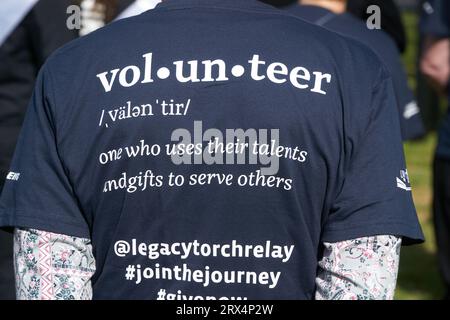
[{"left": 395, "top": 11, "right": 445, "bottom": 300}]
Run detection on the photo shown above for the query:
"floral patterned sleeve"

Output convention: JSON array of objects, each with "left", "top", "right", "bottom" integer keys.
[
  {"left": 315, "top": 235, "right": 402, "bottom": 300},
  {"left": 14, "top": 228, "right": 96, "bottom": 300}
]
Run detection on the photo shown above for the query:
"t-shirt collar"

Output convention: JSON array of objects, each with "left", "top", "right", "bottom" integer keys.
[{"left": 155, "top": 0, "right": 271, "bottom": 11}]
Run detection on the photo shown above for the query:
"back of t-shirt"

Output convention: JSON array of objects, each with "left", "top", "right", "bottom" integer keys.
[{"left": 0, "top": 0, "right": 423, "bottom": 299}]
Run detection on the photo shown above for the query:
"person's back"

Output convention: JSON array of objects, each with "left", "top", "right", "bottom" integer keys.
[
  {"left": 285, "top": 4, "right": 425, "bottom": 141},
  {"left": 0, "top": 0, "right": 423, "bottom": 299}
]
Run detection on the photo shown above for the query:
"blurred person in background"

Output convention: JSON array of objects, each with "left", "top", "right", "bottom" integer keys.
[
  {"left": 0, "top": 0, "right": 158, "bottom": 300},
  {"left": 346, "top": 0, "right": 407, "bottom": 53},
  {"left": 420, "top": 0, "right": 450, "bottom": 300},
  {"left": 264, "top": 0, "right": 408, "bottom": 53},
  {"left": 284, "top": 0, "right": 426, "bottom": 142},
  {"left": 0, "top": 0, "right": 77, "bottom": 300},
  {"left": 345, "top": 0, "right": 442, "bottom": 135},
  {"left": 417, "top": 0, "right": 444, "bottom": 133}
]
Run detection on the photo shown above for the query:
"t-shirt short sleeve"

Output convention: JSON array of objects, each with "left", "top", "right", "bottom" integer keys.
[
  {"left": 323, "top": 70, "right": 424, "bottom": 245},
  {"left": 0, "top": 64, "right": 90, "bottom": 238}
]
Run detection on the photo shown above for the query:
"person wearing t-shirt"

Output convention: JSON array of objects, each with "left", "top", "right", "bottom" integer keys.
[
  {"left": 285, "top": 0, "right": 425, "bottom": 142},
  {"left": 420, "top": 0, "right": 450, "bottom": 300},
  {"left": 0, "top": 0, "right": 423, "bottom": 300},
  {"left": 0, "top": 0, "right": 154, "bottom": 300},
  {"left": 0, "top": 0, "right": 78, "bottom": 300}
]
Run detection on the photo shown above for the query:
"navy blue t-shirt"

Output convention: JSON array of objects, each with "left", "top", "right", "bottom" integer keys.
[
  {"left": 421, "top": 0, "right": 450, "bottom": 160},
  {"left": 0, "top": 0, "right": 423, "bottom": 300},
  {"left": 285, "top": 4, "right": 425, "bottom": 141}
]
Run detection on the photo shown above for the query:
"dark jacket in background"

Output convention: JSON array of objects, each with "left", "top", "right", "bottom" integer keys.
[
  {"left": 285, "top": 4, "right": 425, "bottom": 141},
  {"left": 347, "top": 0, "right": 407, "bottom": 53},
  {"left": 262, "top": 0, "right": 407, "bottom": 53},
  {"left": 0, "top": 0, "right": 77, "bottom": 192},
  {"left": 0, "top": 0, "right": 133, "bottom": 300},
  {"left": 0, "top": 0, "right": 77, "bottom": 300}
]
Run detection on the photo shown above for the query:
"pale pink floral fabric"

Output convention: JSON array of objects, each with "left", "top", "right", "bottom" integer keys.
[
  {"left": 315, "top": 235, "right": 402, "bottom": 300},
  {"left": 14, "top": 228, "right": 96, "bottom": 300}
]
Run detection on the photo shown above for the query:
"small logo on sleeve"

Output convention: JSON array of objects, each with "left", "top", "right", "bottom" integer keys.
[
  {"left": 6, "top": 172, "right": 20, "bottom": 181},
  {"left": 423, "top": 2, "right": 434, "bottom": 15},
  {"left": 396, "top": 169, "right": 411, "bottom": 191},
  {"left": 403, "top": 101, "right": 420, "bottom": 119}
]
